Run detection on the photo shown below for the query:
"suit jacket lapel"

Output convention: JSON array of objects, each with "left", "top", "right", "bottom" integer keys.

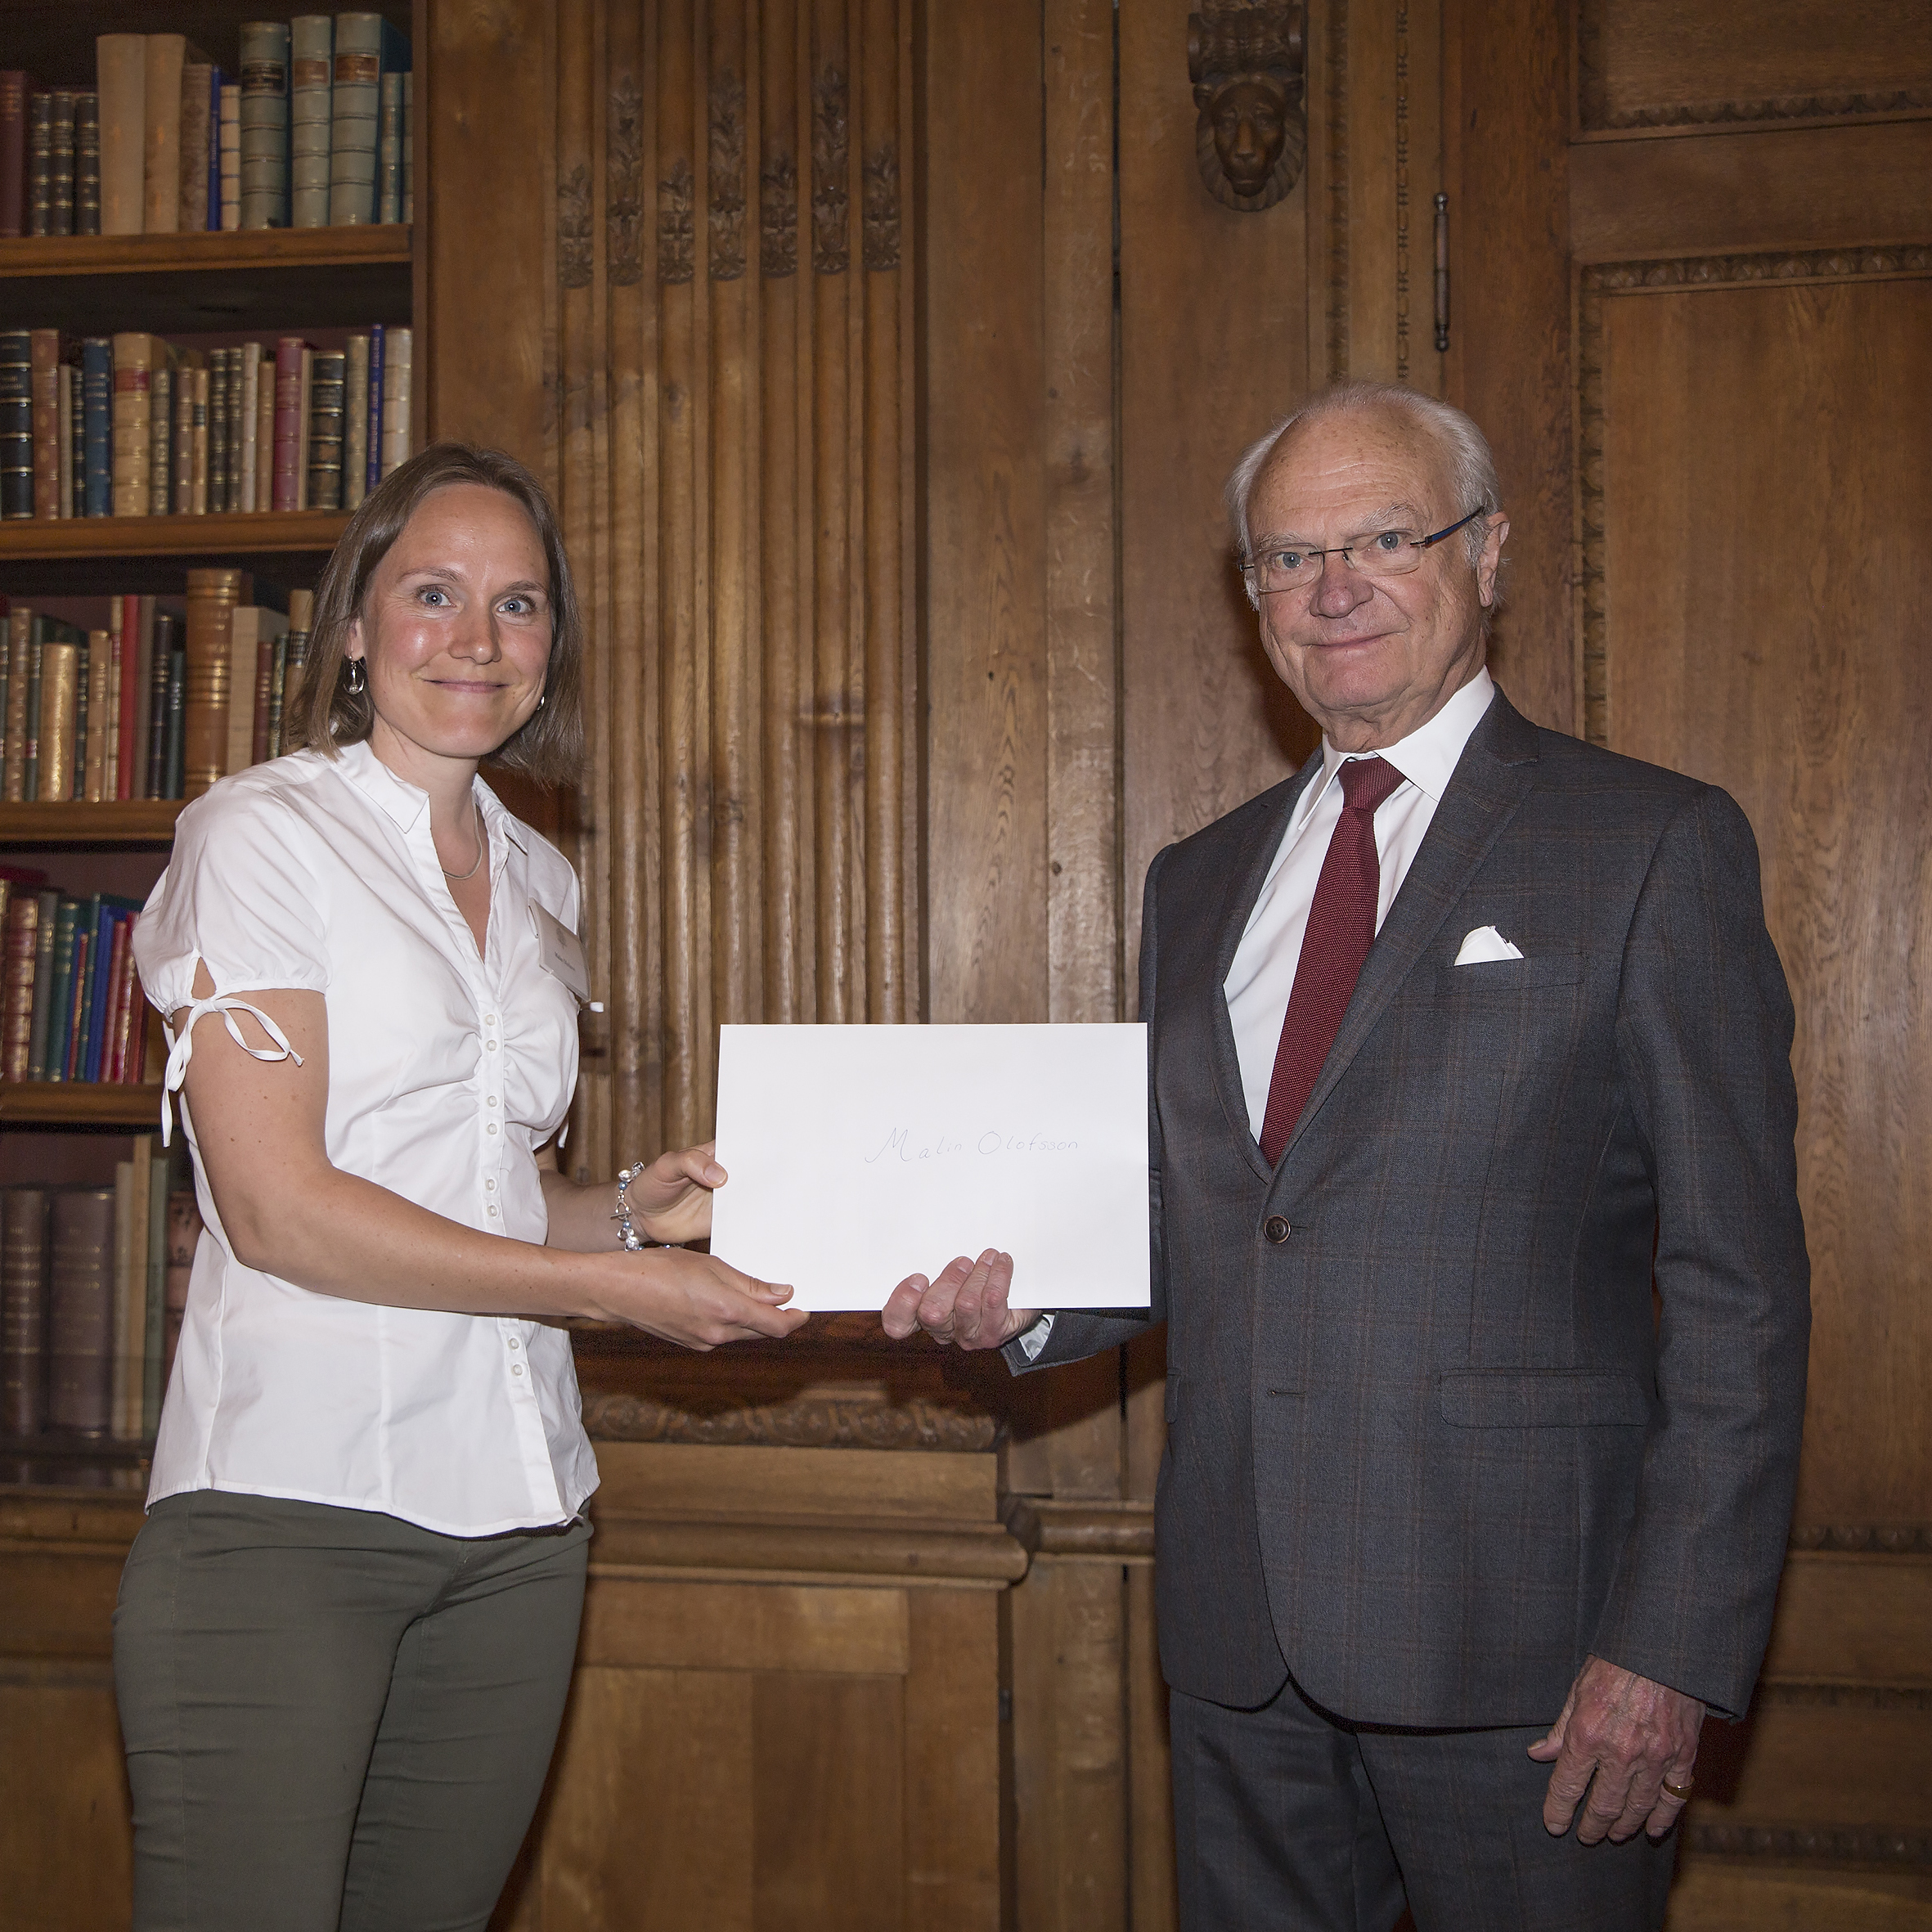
[
  {"left": 1270, "top": 688, "right": 1543, "bottom": 1174},
  {"left": 1208, "top": 744, "right": 1326, "bottom": 1180}
]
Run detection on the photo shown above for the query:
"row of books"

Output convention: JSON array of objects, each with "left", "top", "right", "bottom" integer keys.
[
  {"left": 0, "top": 873, "right": 156, "bottom": 1088},
  {"left": 0, "top": 587, "right": 315, "bottom": 805},
  {"left": 0, "top": 18, "right": 412, "bottom": 240},
  {"left": 0, "top": 323, "right": 414, "bottom": 520},
  {"left": 0, "top": 1157, "right": 200, "bottom": 1446}
]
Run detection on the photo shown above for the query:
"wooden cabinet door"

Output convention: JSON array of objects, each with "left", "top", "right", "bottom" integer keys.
[{"left": 1448, "top": 6, "right": 1932, "bottom": 1925}]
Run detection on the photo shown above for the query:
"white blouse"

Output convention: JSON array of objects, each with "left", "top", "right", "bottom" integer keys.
[{"left": 133, "top": 737, "right": 600, "bottom": 1536}]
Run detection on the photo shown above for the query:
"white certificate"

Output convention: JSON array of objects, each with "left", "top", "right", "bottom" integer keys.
[{"left": 709, "top": 1023, "right": 1151, "bottom": 1314}]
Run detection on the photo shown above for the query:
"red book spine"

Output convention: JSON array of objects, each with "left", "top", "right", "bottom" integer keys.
[
  {"left": 272, "top": 338, "right": 305, "bottom": 513},
  {"left": 0, "top": 73, "right": 28, "bottom": 240},
  {"left": 64, "top": 928, "right": 89, "bottom": 1081},
  {"left": 100, "top": 914, "right": 129, "bottom": 1082},
  {"left": 126, "top": 987, "right": 148, "bottom": 1084},
  {"left": 115, "top": 589, "right": 140, "bottom": 798}
]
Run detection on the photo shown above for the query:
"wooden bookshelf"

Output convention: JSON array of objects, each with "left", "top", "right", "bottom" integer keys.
[
  {"left": 0, "top": 509, "right": 348, "bottom": 595},
  {"left": 0, "top": 225, "right": 413, "bottom": 337},
  {"left": 0, "top": 1082, "right": 164, "bottom": 1127},
  {"left": 0, "top": 802, "right": 185, "bottom": 844}
]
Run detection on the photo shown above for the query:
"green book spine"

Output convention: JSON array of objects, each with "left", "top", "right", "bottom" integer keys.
[
  {"left": 62, "top": 925, "right": 90, "bottom": 1080},
  {"left": 142, "top": 1151, "right": 168, "bottom": 1434},
  {"left": 24, "top": 888, "right": 58, "bottom": 1079},
  {"left": 43, "top": 897, "right": 77, "bottom": 1082}
]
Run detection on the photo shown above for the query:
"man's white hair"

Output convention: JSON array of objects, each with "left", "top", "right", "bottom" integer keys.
[{"left": 1225, "top": 381, "right": 1503, "bottom": 585}]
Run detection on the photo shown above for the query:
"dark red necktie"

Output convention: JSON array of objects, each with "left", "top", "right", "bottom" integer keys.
[{"left": 1259, "top": 756, "right": 1407, "bottom": 1164}]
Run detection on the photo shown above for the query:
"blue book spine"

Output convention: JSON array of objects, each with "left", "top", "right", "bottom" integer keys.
[
  {"left": 83, "top": 904, "right": 116, "bottom": 1081},
  {"left": 80, "top": 337, "right": 110, "bottom": 517},
  {"left": 208, "top": 69, "right": 222, "bottom": 231},
  {"left": 365, "top": 323, "right": 384, "bottom": 493}
]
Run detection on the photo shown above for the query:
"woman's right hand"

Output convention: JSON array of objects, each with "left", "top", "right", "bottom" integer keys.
[{"left": 585, "top": 1246, "right": 806, "bottom": 1350}]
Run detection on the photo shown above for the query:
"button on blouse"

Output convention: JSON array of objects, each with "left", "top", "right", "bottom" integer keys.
[{"left": 133, "top": 739, "right": 599, "bottom": 1536}]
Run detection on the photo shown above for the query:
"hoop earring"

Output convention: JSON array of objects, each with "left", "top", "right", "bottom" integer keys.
[{"left": 344, "top": 658, "right": 366, "bottom": 695}]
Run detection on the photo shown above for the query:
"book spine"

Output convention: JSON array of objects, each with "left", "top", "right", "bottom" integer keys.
[
  {"left": 117, "top": 595, "right": 141, "bottom": 799},
  {"left": 0, "top": 330, "right": 31, "bottom": 520},
  {"left": 108, "top": 913, "right": 138, "bottom": 1081},
  {"left": 2, "top": 1188, "right": 49, "bottom": 1436},
  {"left": 400, "top": 71, "right": 412, "bottom": 224},
  {"left": 141, "top": 35, "right": 186, "bottom": 234},
  {"left": 110, "top": 333, "right": 154, "bottom": 516},
  {"left": 178, "top": 61, "right": 212, "bottom": 231},
  {"left": 1, "top": 614, "right": 25, "bottom": 800},
  {"left": 295, "top": 348, "right": 314, "bottom": 510},
  {"left": 272, "top": 338, "right": 305, "bottom": 512},
  {"left": 21, "top": 618, "right": 41, "bottom": 800},
  {"left": 106, "top": 616, "right": 122, "bottom": 796},
  {"left": 49, "top": 1188, "right": 118, "bottom": 1436},
  {"left": 147, "top": 362, "right": 173, "bottom": 515},
  {"left": 218, "top": 82, "right": 240, "bottom": 231},
  {"left": 56, "top": 362, "right": 74, "bottom": 516},
  {"left": 83, "top": 627, "right": 110, "bottom": 801},
  {"left": 2, "top": 893, "right": 40, "bottom": 1081},
  {"left": 0, "top": 620, "right": 9, "bottom": 794},
  {"left": 290, "top": 16, "right": 333, "bottom": 229},
  {"left": 377, "top": 70, "right": 402, "bottom": 224},
  {"left": 162, "top": 645, "right": 186, "bottom": 798},
  {"left": 182, "top": 568, "right": 243, "bottom": 798},
  {"left": 267, "top": 627, "right": 289, "bottom": 758},
  {"left": 343, "top": 334, "right": 370, "bottom": 510},
  {"left": 24, "top": 890, "right": 56, "bottom": 1080},
  {"left": 133, "top": 595, "right": 155, "bottom": 798},
  {"left": 80, "top": 338, "right": 112, "bottom": 517},
  {"left": 206, "top": 69, "right": 221, "bottom": 232},
  {"left": 87, "top": 906, "right": 121, "bottom": 1081},
  {"left": 237, "top": 344, "right": 262, "bottom": 512},
  {"left": 227, "top": 345, "right": 248, "bottom": 511},
  {"left": 29, "top": 330, "right": 60, "bottom": 521},
  {"left": 254, "top": 353, "right": 275, "bottom": 509},
  {"left": 170, "top": 353, "right": 195, "bottom": 513},
  {"left": 74, "top": 91, "right": 101, "bottom": 236},
  {"left": 96, "top": 34, "right": 147, "bottom": 238},
  {"left": 127, "top": 1139, "right": 154, "bottom": 1434},
  {"left": 308, "top": 348, "right": 345, "bottom": 511},
  {"left": 238, "top": 21, "right": 290, "bottom": 231},
  {"left": 144, "top": 1152, "right": 168, "bottom": 1431},
  {"left": 364, "top": 322, "right": 384, "bottom": 494},
  {"left": 64, "top": 925, "right": 91, "bottom": 1080},
  {"left": 253, "top": 629, "right": 275, "bottom": 765},
  {"left": 329, "top": 13, "right": 384, "bottom": 225},
  {"left": 207, "top": 347, "right": 229, "bottom": 514},
  {"left": 35, "top": 640, "right": 77, "bottom": 802},
  {"left": 49, "top": 89, "right": 75, "bottom": 236},
  {"left": 111, "top": 1160, "right": 134, "bottom": 1433},
  {"left": 0, "top": 72, "right": 27, "bottom": 239},
  {"left": 146, "top": 611, "right": 174, "bottom": 797},
  {"left": 25, "top": 91, "right": 49, "bottom": 236},
  {"left": 380, "top": 327, "right": 412, "bottom": 478},
  {"left": 190, "top": 365, "right": 209, "bottom": 514},
  {"left": 69, "top": 630, "right": 88, "bottom": 801},
  {"left": 225, "top": 610, "right": 259, "bottom": 778},
  {"left": 43, "top": 898, "right": 77, "bottom": 1080}
]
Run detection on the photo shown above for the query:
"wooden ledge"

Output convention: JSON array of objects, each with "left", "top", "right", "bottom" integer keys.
[
  {"left": 0, "top": 226, "right": 411, "bottom": 281},
  {"left": 589, "top": 1511, "right": 1031, "bottom": 1585},
  {"left": 1003, "top": 1496, "right": 1156, "bottom": 1560}
]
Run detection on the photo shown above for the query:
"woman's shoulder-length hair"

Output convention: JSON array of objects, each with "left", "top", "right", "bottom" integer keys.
[{"left": 281, "top": 442, "right": 585, "bottom": 784}]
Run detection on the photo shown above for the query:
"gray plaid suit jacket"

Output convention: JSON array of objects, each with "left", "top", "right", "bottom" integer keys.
[{"left": 1009, "top": 688, "right": 1809, "bottom": 1728}]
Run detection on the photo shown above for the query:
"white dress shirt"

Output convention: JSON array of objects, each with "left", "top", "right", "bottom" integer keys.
[
  {"left": 134, "top": 738, "right": 600, "bottom": 1536},
  {"left": 1224, "top": 668, "right": 1497, "bottom": 1142}
]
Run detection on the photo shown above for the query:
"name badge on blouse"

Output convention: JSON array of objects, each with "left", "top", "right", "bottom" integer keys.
[{"left": 531, "top": 902, "right": 591, "bottom": 1003}]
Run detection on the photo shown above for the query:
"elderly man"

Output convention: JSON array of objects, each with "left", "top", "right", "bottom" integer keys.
[{"left": 886, "top": 384, "right": 1810, "bottom": 1930}]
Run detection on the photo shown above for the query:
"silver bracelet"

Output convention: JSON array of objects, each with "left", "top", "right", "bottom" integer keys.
[{"left": 613, "top": 1161, "right": 671, "bottom": 1251}]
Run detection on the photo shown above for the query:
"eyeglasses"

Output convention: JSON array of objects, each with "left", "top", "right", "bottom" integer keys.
[{"left": 1240, "top": 505, "right": 1489, "bottom": 596}]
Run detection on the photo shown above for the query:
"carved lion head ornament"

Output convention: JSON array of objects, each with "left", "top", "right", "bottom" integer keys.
[{"left": 1188, "top": 1, "right": 1307, "bottom": 212}]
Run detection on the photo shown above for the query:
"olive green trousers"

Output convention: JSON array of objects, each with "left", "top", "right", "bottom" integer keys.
[{"left": 114, "top": 1489, "right": 591, "bottom": 1932}]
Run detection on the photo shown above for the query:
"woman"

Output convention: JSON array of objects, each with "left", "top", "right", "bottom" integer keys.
[{"left": 118, "top": 443, "right": 803, "bottom": 1932}]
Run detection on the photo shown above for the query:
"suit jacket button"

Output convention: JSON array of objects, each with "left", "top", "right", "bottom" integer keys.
[{"left": 1264, "top": 1215, "right": 1291, "bottom": 1244}]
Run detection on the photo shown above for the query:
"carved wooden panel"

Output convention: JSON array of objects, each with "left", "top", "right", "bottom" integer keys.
[
  {"left": 552, "top": 0, "right": 917, "bottom": 1177},
  {"left": 1577, "top": 0, "right": 1932, "bottom": 134}
]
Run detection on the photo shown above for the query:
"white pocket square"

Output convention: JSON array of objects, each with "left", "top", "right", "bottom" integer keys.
[{"left": 1454, "top": 925, "right": 1525, "bottom": 965}]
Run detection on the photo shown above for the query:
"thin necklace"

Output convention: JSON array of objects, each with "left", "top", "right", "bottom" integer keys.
[{"left": 440, "top": 802, "right": 487, "bottom": 882}]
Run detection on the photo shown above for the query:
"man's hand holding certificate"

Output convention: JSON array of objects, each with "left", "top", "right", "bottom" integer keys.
[{"left": 708, "top": 1023, "right": 1151, "bottom": 1328}]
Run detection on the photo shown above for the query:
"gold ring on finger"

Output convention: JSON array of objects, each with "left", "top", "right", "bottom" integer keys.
[{"left": 1660, "top": 1777, "right": 1693, "bottom": 1802}]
